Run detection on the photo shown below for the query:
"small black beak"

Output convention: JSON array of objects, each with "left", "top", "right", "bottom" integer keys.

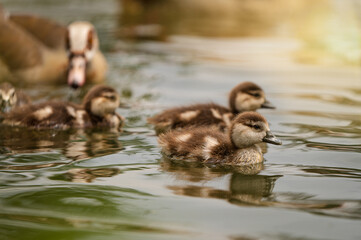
[
  {"left": 0, "top": 101, "right": 11, "bottom": 113},
  {"left": 261, "top": 100, "right": 276, "bottom": 109},
  {"left": 263, "top": 131, "right": 282, "bottom": 145}
]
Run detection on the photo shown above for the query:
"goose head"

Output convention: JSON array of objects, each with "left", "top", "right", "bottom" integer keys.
[
  {"left": 229, "top": 82, "right": 275, "bottom": 113},
  {"left": 229, "top": 112, "right": 281, "bottom": 148},
  {"left": 82, "top": 85, "right": 120, "bottom": 118},
  {"left": 0, "top": 82, "right": 17, "bottom": 112},
  {"left": 66, "top": 21, "right": 99, "bottom": 89}
]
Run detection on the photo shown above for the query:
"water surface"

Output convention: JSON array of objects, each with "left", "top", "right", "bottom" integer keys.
[{"left": 0, "top": 0, "right": 360, "bottom": 239}]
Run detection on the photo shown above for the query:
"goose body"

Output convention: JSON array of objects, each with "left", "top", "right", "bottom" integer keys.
[
  {"left": 158, "top": 112, "right": 281, "bottom": 165},
  {"left": 0, "top": 11, "right": 106, "bottom": 88},
  {"left": 148, "top": 82, "right": 275, "bottom": 134},
  {"left": 1, "top": 85, "right": 123, "bottom": 130}
]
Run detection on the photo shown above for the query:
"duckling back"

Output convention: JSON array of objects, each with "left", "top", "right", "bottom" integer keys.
[
  {"left": 148, "top": 103, "right": 232, "bottom": 134},
  {"left": 2, "top": 101, "right": 87, "bottom": 129},
  {"left": 158, "top": 126, "right": 263, "bottom": 165}
]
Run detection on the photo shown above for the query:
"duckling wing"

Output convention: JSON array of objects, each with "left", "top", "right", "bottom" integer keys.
[
  {"left": 2, "top": 102, "right": 78, "bottom": 129},
  {"left": 9, "top": 15, "right": 66, "bottom": 50}
]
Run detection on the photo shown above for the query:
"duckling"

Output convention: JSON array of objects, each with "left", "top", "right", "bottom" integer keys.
[
  {"left": 0, "top": 11, "right": 106, "bottom": 88},
  {"left": 1, "top": 85, "right": 124, "bottom": 130},
  {"left": 158, "top": 112, "right": 281, "bottom": 165},
  {"left": 148, "top": 82, "right": 275, "bottom": 134},
  {"left": 0, "top": 82, "right": 31, "bottom": 112}
]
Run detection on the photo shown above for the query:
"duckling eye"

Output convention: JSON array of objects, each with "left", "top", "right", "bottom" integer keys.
[
  {"left": 249, "top": 93, "right": 261, "bottom": 98},
  {"left": 104, "top": 95, "right": 116, "bottom": 101},
  {"left": 253, "top": 125, "right": 261, "bottom": 130}
]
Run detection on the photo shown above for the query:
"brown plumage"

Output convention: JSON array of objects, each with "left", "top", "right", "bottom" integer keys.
[
  {"left": 0, "top": 82, "right": 31, "bottom": 112},
  {"left": 1, "top": 85, "right": 124, "bottom": 130},
  {"left": 158, "top": 112, "right": 281, "bottom": 166},
  {"left": 0, "top": 11, "right": 106, "bottom": 88},
  {"left": 148, "top": 103, "right": 232, "bottom": 134},
  {"left": 148, "top": 82, "right": 275, "bottom": 134}
]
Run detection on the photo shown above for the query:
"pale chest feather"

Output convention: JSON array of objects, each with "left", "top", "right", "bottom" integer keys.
[{"left": 230, "top": 145, "right": 263, "bottom": 165}]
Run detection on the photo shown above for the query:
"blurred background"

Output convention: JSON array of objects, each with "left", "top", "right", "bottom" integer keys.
[{"left": 118, "top": 0, "right": 361, "bottom": 67}]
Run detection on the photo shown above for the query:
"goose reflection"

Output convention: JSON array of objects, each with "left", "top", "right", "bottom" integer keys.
[{"left": 0, "top": 126, "right": 123, "bottom": 170}]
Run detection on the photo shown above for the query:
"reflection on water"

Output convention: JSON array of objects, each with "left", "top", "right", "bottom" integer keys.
[
  {"left": 163, "top": 159, "right": 361, "bottom": 219},
  {"left": 51, "top": 167, "right": 122, "bottom": 183},
  {"left": 0, "top": 126, "right": 123, "bottom": 170}
]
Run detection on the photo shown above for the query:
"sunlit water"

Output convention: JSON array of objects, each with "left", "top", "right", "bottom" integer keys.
[{"left": 0, "top": 0, "right": 361, "bottom": 239}]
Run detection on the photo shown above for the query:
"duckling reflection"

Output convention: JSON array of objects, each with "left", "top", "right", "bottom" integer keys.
[
  {"left": 162, "top": 159, "right": 358, "bottom": 218},
  {"left": 0, "top": 126, "right": 123, "bottom": 170},
  {"left": 161, "top": 157, "right": 280, "bottom": 205},
  {"left": 51, "top": 168, "right": 121, "bottom": 183},
  {"left": 161, "top": 156, "right": 265, "bottom": 181},
  {"left": 63, "top": 129, "right": 123, "bottom": 161}
]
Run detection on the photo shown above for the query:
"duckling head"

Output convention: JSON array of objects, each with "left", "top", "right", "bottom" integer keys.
[
  {"left": 0, "top": 82, "right": 17, "bottom": 112},
  {"left": 230, "top": 112, "right": 282, "bottom": 148},
  {"left": 83, "top": 85, "right": 120, "bottom": 118},
  {"left": 66, "top": 21, "right": 99, "bottom": 89},
  {"left": 229, "top": 82, "right": 275, "bottom": 113}
]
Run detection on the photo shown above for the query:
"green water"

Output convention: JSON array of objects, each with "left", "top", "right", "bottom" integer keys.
[{"left": 1, "top": 0, "right": 361, "bottom": 239}]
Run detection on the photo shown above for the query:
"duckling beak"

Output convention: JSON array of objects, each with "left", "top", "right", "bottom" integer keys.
[
  {"left": 0, "top": 100, "right": 11, "bottom": 113},
  {"left": 263, "top": 131, "right": 282, "bottom": 145},
  {"left": 261, "top": 100, "right": 276, "bottom": 109}
]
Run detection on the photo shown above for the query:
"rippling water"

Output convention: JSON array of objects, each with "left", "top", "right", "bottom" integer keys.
[{"left": 1, "top": 0, "right": 361, "bottom": 239}]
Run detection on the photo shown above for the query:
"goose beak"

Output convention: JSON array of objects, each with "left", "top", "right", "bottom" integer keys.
[
  {"left": 67, "top": 56, "right": 87, "bottom": 89},
  {"left": 261, "top": 100, "right": 276, "bottom": 109},
  {"left": 263, "top": 131, "right": 282, "bottom": 145}
]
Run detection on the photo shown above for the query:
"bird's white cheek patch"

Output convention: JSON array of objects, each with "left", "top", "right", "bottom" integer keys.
[
  {"left": 180, "top": 110, "right": 199, "bottom": 121},
  {"left": 33, "top": 106, "right": 53, "bottom": 120},
  {"left": 90, "top": 98, "right": 105, "bottom": 116}
]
